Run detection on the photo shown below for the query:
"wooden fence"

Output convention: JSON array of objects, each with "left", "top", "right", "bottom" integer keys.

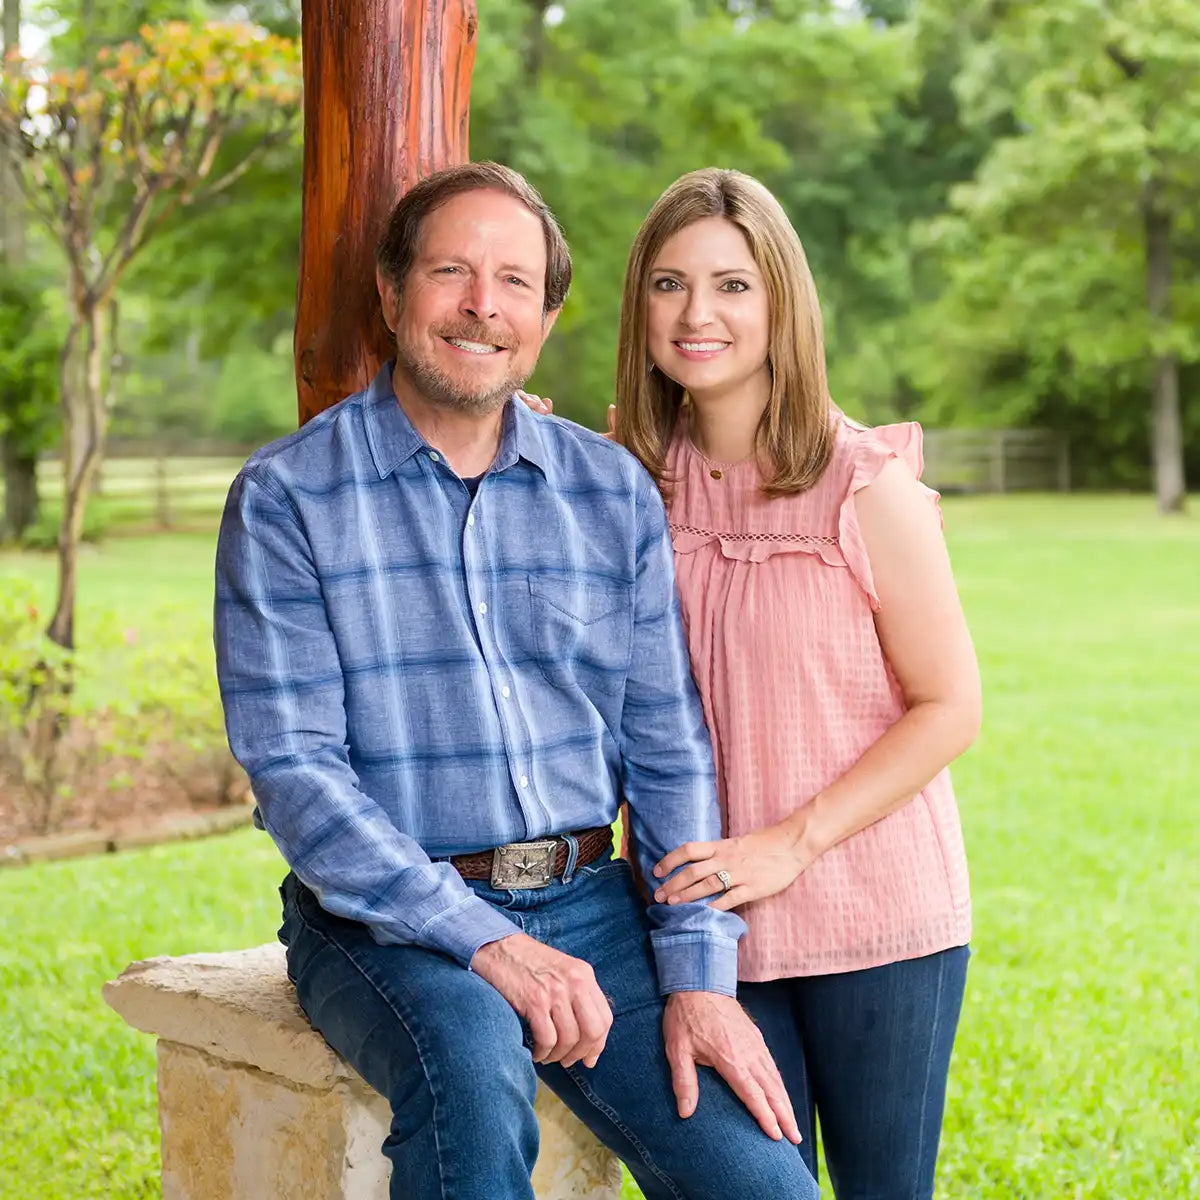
[
  {"left": 922, "top": 429, "right": 1070, "bottom": 494},
  {"left": 14, "top": 427, "right": 1069, "bottom": 536}
]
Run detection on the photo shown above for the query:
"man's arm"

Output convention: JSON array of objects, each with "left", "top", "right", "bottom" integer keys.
[
  {"left": 618, "top": 471, "right": 800, "bottom": 1143},
  {"left": 618, "top": 471, "right": 744, "bottom": 994},
  {"left": 214, "top": 466, "right": 520, "bottom": 966}
]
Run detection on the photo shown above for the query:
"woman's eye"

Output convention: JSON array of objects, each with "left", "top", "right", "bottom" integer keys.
[
  {"left": 652, "top": 277, "right": 682, "bottom": 292},
  {"left": 720, "top": 279, "right": 749, "bottom": 293}
]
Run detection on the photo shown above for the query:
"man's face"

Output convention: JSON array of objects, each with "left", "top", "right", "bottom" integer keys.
[{"left": 379, "top": 188, "right": 559, "bottom": 415}]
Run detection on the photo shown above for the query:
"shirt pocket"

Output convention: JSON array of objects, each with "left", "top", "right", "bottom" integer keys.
[{"left": 528, "top": 574, "right": 632, "bottom": 696}]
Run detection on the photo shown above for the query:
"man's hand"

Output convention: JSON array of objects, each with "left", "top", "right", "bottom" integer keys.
[
  {"left": 472, "top": 933, "right": 613, "bottom": 1068},
  {"left": 662, "top": 991, "right": 801, "bottom": 1144}
]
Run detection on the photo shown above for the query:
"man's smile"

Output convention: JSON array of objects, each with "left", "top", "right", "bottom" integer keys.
[{"left": 443, "top": 336, "right": 505, "bottom": 355}]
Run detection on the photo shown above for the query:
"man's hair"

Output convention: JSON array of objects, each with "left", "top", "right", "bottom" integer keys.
[{"left": 375, "top": 161, "right": 572, "bottom": 312}]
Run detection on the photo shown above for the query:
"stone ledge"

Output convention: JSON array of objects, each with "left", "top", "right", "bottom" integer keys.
[
  {"left": 105, "top": 943, "right": 351, "bottom": 1090},
  {"left": 104, "top": 943, "right": 624, "bottom": 1199}
]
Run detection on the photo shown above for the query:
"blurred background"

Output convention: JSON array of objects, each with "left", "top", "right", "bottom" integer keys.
[{"left": 0, "top": 3, "right": 1197, "bottom": 1198}]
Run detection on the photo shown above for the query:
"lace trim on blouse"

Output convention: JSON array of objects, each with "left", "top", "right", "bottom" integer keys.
[{"left": 669, "top": 524, "right": 838, "bottom": 547}]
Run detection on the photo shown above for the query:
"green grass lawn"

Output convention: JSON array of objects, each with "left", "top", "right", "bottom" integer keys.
[{"left": 1, "top": 495, "right": 1198, "bottom": 1198}]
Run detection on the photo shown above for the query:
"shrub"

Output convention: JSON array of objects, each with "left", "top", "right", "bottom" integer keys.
[
  {"left": 0, "top": 580, "right": 244, "bottom": 837},
  {"left": 18, "top": 503, "right": 112, "bottom": 550},
  {"left": 0, "top": 580, "right": 101, "bottom": 834}
]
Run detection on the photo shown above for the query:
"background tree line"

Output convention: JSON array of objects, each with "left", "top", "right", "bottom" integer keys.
[{"left": 2, "top": 0, "right": 1196, "bottom": 549}]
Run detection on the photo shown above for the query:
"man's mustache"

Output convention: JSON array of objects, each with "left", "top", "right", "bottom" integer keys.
[{"left": 434, "top": 320, "right": 519, "bottom": 351}]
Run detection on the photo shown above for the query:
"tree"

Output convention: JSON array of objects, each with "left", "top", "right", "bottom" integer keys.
[
  {"left": 469, "top": 0, "right": 909, "bottom": 424},
  {"left": 910, "top": 0, "right": 1199, "bottom": 509},
  {"left": 0, "top": 19, "right": 301, "bottom": 646},
  {"left": 0, "top": 0, "right": 44, "bottom": 540},
  {"left": 0, "top": 268, "right": 59, "bottom": 539}
]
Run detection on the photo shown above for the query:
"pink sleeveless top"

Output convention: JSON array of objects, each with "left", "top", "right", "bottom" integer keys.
[{"left": 665, "top": 415, "right": 971, "bottom": 980}]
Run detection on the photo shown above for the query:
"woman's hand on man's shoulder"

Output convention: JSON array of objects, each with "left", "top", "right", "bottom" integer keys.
[{"left": 516, "top": 391, "right": 617, "bottom": 440}]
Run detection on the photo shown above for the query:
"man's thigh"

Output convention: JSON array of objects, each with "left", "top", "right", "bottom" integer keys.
[
  {"left": 278, "top": 874, "right": 540, "bottom": 1198},
  {"left": 532, "top": 861, "right": 819, "bottom": 1200}
]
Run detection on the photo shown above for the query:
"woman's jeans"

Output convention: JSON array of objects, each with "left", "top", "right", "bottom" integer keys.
[
  {"left": 740, "top": 945, "right": 970, "bottom": 1200},
  {"left": 279, "top": 853, "right": 820, "bottom": 1200}
]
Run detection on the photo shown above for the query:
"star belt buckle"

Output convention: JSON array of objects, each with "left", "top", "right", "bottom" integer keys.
[{"left": 491, "top": 839, "right": 558, "bottom": 889}]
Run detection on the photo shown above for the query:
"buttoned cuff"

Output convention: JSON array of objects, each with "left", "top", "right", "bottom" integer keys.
[
  {"left": 649, "top": 931, "right": 740, "bottom": 998},
  {"left": 417, "top": 894, "right": 522, "bottom": 968}
]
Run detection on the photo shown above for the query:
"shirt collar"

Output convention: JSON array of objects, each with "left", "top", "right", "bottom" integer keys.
[{"left": 365, "top": 360, "right": 550, "bottom": 480}]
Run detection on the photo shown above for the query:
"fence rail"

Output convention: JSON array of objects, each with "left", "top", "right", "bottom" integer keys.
[
  {"left": 922, "top": 429, "right": 1069, "bottom": 494},
  {"left": 11, "top": 427, "right": 1070, "bottom": 536}
]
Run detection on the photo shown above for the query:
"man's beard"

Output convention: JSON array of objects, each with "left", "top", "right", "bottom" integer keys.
[{"left": 395, "top": 320, "right": 532, "bottom": 416}]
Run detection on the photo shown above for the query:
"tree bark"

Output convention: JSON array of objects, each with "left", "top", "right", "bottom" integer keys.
[
  {"left": 1, "top": 0, "right": 36, "bottom": 540},
  {"left": 48, "top": 303, "right": 107, "bottom": 649},
  {"left": 0, "top": 0, "right": 24, "bottom": 265},
  {"left": 1, "top": 438, "right": 38, "bottom": 538},
  {"left": 1143, "top": 186, "right": 1187, "bottom": 514},
  {"left": 294, "top": 0, "right": 478, "bottom": 424}
]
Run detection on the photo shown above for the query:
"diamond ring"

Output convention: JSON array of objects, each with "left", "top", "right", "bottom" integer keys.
[{"left": 716, "top": 869, "right": 733, "bottom": 894}]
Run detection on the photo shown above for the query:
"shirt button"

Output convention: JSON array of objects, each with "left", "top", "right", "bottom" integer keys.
[
  {"left": 429, "top": 451, "right": 441, "bottom": 462},
  {"left": 501, "top": 685, "right": 511, "bottom": 699},
  {"left": 467, "top": 513, "right": 475, "bottom": 527},
  {"left": 519, "top": 775, "right": 529, "bottom": 789},
  {"left": 478, "top": 601, "right": 488, "bottom": 616}
]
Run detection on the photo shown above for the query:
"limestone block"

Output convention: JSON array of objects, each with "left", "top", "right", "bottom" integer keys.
[
  {"left": 158, "top": 1042, "right": 390, "bottom": 1200},
  {"left": 104, "top": 945, "right": 622, "bottom": 1199},
  {"left": 104, "top": 943, "right": 349, "bottom": 1088}
]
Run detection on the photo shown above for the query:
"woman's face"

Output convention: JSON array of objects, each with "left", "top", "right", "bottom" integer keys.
[{"left": 645, "top": 216, "right": 771, "bottom": 403}]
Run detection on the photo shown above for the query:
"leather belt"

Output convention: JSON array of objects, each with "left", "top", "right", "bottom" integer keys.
[{"left": 450, "top": 826, "right": 613, "bottom": 890}]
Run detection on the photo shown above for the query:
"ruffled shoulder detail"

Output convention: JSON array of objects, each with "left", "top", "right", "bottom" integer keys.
[
  {"left": 837, "top": 421, "right": 941, "bottom": 611},
  {"left": 670, "top": 523, "right": 847, "bottom": 568}
]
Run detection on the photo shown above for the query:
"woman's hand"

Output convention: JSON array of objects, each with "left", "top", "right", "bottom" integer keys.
[
  {"left": 515, "top": 391, "right": 618, "bottom": 440},
  {"left": 652, "top": 821, "right": 816, "bottom": 911},
  {"left": 516, "top": 390, "right": 554, "bottom": 416}
]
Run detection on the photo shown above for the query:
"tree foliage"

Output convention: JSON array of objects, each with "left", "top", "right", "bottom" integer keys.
[
  {"left": 3, "top": 0, "right": 1195, "bottom": 497},
  {"left": 906, "top": 0, "right": 1200, "bottom": 500},
  {"left": 0, "top": 16, "right": 301, "bottom": 645}
]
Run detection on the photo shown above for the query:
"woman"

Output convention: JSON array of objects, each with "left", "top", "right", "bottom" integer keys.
[{"left": 525, "top": 168, "right": 979, "bottom": 1200}]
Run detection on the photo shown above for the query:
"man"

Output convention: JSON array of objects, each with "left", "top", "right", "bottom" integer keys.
[{"left": 215, "top": 162, "right": 818, "bottom": 1200}]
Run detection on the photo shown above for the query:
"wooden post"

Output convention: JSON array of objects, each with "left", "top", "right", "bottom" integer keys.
[
  {"left": 1056, "top": 433, "right": 1071, "bottom": 493},
  {"left": 294, "top": 0, "right": 478, "bottom": 426}
]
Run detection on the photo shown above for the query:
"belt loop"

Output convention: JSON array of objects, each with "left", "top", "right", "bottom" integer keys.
[{"left": 560, "top": 833, "right": 580, "bottom": 884}]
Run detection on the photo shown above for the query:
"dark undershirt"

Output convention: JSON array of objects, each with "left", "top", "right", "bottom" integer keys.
[{"left": 462, "top": 474, "right": 484, "bottom": 497}]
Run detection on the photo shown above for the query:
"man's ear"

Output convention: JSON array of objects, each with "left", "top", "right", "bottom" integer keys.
[
  {"left": 539, "top": 305, "right": 562, "bottom": 344},
  {"left": 376, "top": 266, "right": 399, "bottom": 333}
]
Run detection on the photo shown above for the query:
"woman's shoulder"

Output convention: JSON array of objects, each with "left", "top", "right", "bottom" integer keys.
[{"left": 830, "top": 414, "right": 928, "bottom": 490}]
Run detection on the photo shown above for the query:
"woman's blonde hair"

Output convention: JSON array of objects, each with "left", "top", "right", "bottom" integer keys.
[{"left": 615, "top": 168, "right": 834, "bottom": 495}]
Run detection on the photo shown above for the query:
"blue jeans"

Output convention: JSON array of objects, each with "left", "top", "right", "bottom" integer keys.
[
  {"left": 279, "top": 853, "right": 820, "bottom": 1200},
  {"left": 740, "top": 945, "right": 970, "bottom": 1200}
]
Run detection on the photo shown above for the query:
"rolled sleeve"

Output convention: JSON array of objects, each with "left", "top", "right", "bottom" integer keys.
[
  {"left": 419, "top": 895, "right": 524, "bottom": 969},
  {"left": 649, "top": 931, "right": 741, "bottom": 997}
]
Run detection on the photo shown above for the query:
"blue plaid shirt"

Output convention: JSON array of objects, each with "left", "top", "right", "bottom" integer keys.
[{"left": 215, "top": 364, "right": 744, "bottom": 995}]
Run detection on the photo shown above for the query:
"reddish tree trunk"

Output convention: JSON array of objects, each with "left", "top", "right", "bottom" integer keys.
[{"left": 295, "top": 0, "right": 478, "bottom": 425}]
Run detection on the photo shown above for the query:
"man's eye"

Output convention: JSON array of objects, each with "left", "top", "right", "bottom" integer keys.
[
  {"left": 506, "top": 276, "right": 528, "bottom": 288},
  {"left": 720, "top": 279, "right": 749, "bottom": 293},
  {"left": 437, "top": 266, "right": 461, "bottom": 275}
]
